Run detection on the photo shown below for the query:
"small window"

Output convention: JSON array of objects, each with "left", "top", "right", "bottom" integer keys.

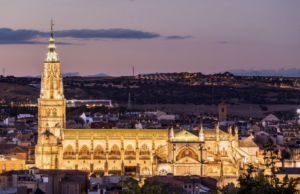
[
  {"left": 189, "top": 185, "right": 191, "bottom": 188},
  {"left": 222, "top": 108, "right": 224, "bottom": 112},
  {"left": 11, "top": 165, "right": 14, "bottom": 170},
  {"left": 185, "top": 185, "right": 187, "bottom": 188},
  {"left": 196, "top": 185, "right": 198, "bottom": 189},
  {"left": 20, "top": 164, "right": 23, "bottom": 170},
  {"left": 2, "top": 165, "right": 5, "bottom": 170}
]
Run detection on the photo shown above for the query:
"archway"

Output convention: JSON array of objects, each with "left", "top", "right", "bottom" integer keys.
[
  {"left": 140, "top": 144, "right": 150, "bottom": 155},
  {"left": 176, "top": 147, "right": 198, "bottom": 161},
  {"left": 141, "top": 167, "right": 150, "bottom": 175},
  {"left": 64, "top": 145, "right": 75, "bottom": 155},
  {"left": 110, "top": 144, "right": 120, "bottom": 155},
  {"left": 94, "top": 145, "right": 104, "bottom": 156},
  {"left": 79, "top": 145, "right": 90, "bottom": 155},
  {"left": 159, "top": 169, "right": 167, "bottom": 175},
  {"left": 125, "top": 144, "right": 135, "bottom": 155}
]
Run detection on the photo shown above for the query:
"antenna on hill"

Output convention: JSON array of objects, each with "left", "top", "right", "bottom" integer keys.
[{"left": 3, "top": 68, "right": 5, "bottom": 77}]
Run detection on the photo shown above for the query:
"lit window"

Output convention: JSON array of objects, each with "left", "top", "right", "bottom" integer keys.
[
  {"left": 20, "top": 164, "right": 23, "bottom": 170},
  {"left": 11, "top": 165, "right": 14, "bottom": 170}
]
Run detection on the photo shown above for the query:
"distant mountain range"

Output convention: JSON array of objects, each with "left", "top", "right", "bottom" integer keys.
[{"left": 21, "top": 68, "right": 300, "bottom": 78}]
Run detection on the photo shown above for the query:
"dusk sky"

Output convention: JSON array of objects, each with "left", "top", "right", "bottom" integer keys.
[{"left": 1, "top": 0, "right": 300, "bottom": 77}]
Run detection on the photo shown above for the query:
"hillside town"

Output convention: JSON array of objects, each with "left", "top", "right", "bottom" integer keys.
[{"left": 0, "top": 102, "right": 300, "bottom": 193}]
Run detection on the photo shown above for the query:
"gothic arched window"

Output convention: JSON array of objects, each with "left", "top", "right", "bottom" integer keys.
[
  {"left": 110, "top": 145, "right": 120, "bottom": 155},
  {"left": 125, "top": 145, "right": 135, "bottom": 155},
  {"left": 94, "top": 145, "right": 104, "bottom": 156},
  {"left": 176, "top": 148, "right": 198, "bottom": 161},
  {"left": 64, "top": 145, "right": 75, "bottom": 155},
  {"left": 52, "top": 108, "right": 57, "bottom": 117},
  {"left": 79, "top": 145, "right": 90, "bottom": 155},
  {"left": 140, "top": 144, "right": 150, "bottom": 155},
  {"left": 46, "top": 109, "right": 51, "bottom": 117}
]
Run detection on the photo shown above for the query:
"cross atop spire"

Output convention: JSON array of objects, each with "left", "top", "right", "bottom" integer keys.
[{"left": 51, "top": 19, "right": 54, "bottom": 31}]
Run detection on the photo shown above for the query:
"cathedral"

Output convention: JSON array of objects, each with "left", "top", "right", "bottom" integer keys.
[{"left": 35, "top": 22, "right": 260, "bottom": 179}]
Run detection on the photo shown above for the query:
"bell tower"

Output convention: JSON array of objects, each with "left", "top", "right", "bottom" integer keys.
[
  {"left": 35, "top": 20, "right": 66, "bottom": 169},
  {"left": 218, "top": 102, "right": 227, "bottom": 122}
]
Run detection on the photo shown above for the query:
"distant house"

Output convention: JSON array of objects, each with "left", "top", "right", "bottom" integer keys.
[
  {"left": 261, "top": 114, "right": 280, "bottom": 127},
  {"left": 3, "top": 117, "right": 15, "bottom": 126},
  {"left": 80, "top": 112, "right": 93, "bottom": 124},
  {"left": 145, "top": 174, "right": 217, "bottom": 194}
]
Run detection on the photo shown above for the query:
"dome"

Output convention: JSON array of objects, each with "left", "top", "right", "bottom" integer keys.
[{"left": 40, "top": 129, "right": 57, "bottom": 145}]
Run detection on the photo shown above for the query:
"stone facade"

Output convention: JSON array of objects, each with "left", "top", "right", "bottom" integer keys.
[{"left": 35, "top": 23, "right": 260, "bottom": 180}]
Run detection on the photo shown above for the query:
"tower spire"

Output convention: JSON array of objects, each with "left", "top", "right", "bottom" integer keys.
[{"left": 46, "top": 19, "right": 58, "bottom": 61}]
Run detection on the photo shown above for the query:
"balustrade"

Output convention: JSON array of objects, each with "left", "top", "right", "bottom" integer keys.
[
  {"left": 63, "top": 155, "right": 76, "bottom": 159},
  {"left": 78, "top": 155, "right": 91, "bottom": 159}
]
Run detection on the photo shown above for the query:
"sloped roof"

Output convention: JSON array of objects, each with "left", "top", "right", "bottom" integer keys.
[
  {"left": 239, "top": 136, "right": 259, "bottom": 147},
  {"left": 0, "top": 143, "right": 28, "bottom": 154},
  {"left": 32, "top": 187, "right": 46, "bottom": 194},
  {"left": 175, "top": 128, "right": 229, "bottom": 138},
  {"left": 174, "top": 129, "right": 199, "bottom": 137},
  {"left": 261, "top": 114, "right": 279, "bottom": 122}
]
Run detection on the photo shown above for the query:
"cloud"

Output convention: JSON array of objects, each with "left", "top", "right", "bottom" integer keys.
[
  {"left": 228, "top": 68, "right": 300, "bottom": 77},
  {"left": 0, "top": 28, "right": 161, "bottom": 44},
  {"left": 217, "top": 41, "right": 240, "bottom": 44},
  {"left": 0, "top": 28, "right": 192, "bottom": 44},
  {"left": 165, "top": 35, "right": 192, "bottom": 40},
  {"left": 43, "top": 29, "right": 160, "bottom": 39}
]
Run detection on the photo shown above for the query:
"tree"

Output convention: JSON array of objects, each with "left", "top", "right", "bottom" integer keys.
[
  {"left": 216, "top": 138, "right": 300, "bottom": 194},
  {"left": 119, "top": 176, "right": 177, "bottom": 194}
]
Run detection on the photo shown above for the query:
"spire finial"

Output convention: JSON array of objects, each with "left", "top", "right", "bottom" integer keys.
[
  {"left": 51, "top": 19, "right": 54, "bottom": 31},
  {"left": 51, "top": 19, "right": 54, "bottom": 38}
]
